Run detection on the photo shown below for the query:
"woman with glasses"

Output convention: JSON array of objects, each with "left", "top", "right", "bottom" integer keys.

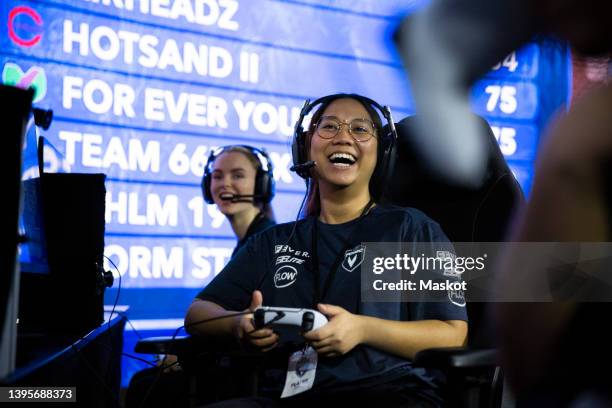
[{"left": 186, "top": 94, "right": 467, "bottom": 407}]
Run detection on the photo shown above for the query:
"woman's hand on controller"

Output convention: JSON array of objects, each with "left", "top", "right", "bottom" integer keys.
[
  {"left": 303, "top": 304, "right": 364, "bottom": 357},
  {"left": 234, "top": 290, "right": 279, "bottom": 352}
]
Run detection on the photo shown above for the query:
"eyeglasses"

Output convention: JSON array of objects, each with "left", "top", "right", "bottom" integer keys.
[{"left": 315, "top": 116, "right": 377, "bottom": 142}]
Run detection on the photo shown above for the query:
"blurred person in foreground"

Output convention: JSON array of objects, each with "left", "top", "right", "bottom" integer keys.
[
  {"left": 490, "top": 1, "right": 612, "bottom": 405},
  {"left": 399, "top": 0, "right": 612, "bottom": 404}
]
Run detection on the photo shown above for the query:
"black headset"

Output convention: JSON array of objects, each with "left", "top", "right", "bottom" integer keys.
[
  {"left": 291, "top": 93, "right": 398, "bottom": 200},
  {"left": 202, "top": 145, "right": 276, "bottom": 204}
]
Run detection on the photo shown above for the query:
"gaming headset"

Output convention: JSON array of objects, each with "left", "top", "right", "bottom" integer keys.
[
  {"left": 291, "top": 93, "right": 398, "bottom": 200},
  {"left": 202, "top": 145, "right": 276, "bottom": 204}
]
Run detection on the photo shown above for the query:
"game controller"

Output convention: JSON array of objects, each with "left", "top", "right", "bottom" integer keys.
[{"left": 253, "top": 307, "right": 328, "bottom": 332}]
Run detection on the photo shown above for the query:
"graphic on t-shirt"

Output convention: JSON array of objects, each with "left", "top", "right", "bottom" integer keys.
[
  {"left": 448, "top": 289, "right": 466, "bottom": 307},
  {"left": 437, "top": 250, "right": 460, "bottom": 277},
  {"left": 272, "top": 244, "right": 308, "bottom": 289},
  {"left": 274, "top": 264, "right": 298, "bottom": 288},
  {"left": 342, "top": 244, "right": 366, "bottom": 272},
  {"left": 274, "top": 244, "right": 310, "bottom": 258}
]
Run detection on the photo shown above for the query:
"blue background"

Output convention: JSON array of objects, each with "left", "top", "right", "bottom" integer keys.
[{"left": 2, "top": 0, "right": 570, "bottom": 386}]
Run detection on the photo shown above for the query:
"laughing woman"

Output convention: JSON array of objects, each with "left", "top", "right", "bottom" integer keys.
[
  {"left": 126, "top": 145, "right": 276, "bottom": 408},
  {"left": 186, "top": 94, "right": 468, "bottom": 407},
  {"left": 202, "top": 145, "right": 277, "bottom": 256}
]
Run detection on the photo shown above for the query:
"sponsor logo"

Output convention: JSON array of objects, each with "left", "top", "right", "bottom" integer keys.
[
  {"left": 437, "top": 250, "right": 461, "bottom": 277},
  {"left": 448, "top": 289, "right": 466, "bottom": 307},
  {"left": 274, "top": 244, "right": 309, "bottom": 257},
  {"left": 274, "top": 265, "right": 298, "bottom": 288},
  {"left": 8, "top": 6, "right": 43, "bottom": 48},
  {"left": 275, "top": 255, "right": 306, "bottom": 265},
  {"left": 342, "top": 244, "right": 365, "bottom": 272},
  {"left": 2, "top": 63, "right": 47, "bottom": 102}
]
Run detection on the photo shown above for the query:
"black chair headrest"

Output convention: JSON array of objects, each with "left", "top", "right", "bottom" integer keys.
[{"left": 380, "top": 114, "right": 524, "bottom": 242}]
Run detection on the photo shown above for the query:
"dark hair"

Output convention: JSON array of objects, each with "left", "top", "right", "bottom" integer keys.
[
  {"left": 302, "top": 95, "right": 383, "bottom": 217},
  {"left": 217, "top": 146, "right": 275, "bottom": 221}
]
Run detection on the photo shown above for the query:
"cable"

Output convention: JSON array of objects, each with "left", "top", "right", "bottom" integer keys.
[
  {"left": 65, "top": 255, "right": 207, "bottom": 408},
  {"left": 138, "top": 310, "right": 252, "bottom": 408},
  {"left": 70, "top": 338, "right": 180, "bottom": 408},
  {"left": 286, "top": 180, "right": 310, "bottom": 244},
  {"left": 67, "top": 330, "right": 153, "bottom": 407},
  {"left": 125, "top": 316, "right": 144, "bottom": 340},
  {"left": 251, "top": 180, "right": 310, "bottom": 292},
  {"left": 70, "top": 342, "right": 122, "bottom": 408},
  {"left": 47, "top": 256, "right": 124, "bottom": 407},
  {"left": 138, "top": 360, "right": 167, "bottom": 408},
  {"left": 138, "top": 177, "right": 323, "bottom": 406},
  {"left": 72, "top": 334, "right": 158, "bottom": 366},
  {"left": 169, "top": 311, "right": 252, "bottom": 353},
  {"left": 124, "top": 353, "right": 157, "bottom": 367},
  {"left": 66, "top": 317, "right": 183, "bottom": 408},
  {"left": 104, "top": 255, "right": 122, "bottom": 394}
]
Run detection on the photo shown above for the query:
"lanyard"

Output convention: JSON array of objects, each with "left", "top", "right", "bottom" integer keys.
[{"left": 310, "top": 200, "right": 375, "bottom": 307}]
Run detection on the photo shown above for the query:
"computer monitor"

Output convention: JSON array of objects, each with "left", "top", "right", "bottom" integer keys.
[
  {"left": 18, "top": 179, "right": 49, "bottom": 274},
  {"left": 18, "top": 120, "right": 50, "bottom": 275},
  {"left": 39, "top": 134, "right": 71, "bottom": 175},
  {"left": 17, "top": 132, "right": 71, "bottom": 276},
  {"left": 0, "top": 84, "right": 33, "bottom": 379}
]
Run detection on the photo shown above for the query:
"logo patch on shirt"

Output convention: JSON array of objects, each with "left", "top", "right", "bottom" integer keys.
[
  {"left": 274, "top": 265, "right": 298, "bottom": 288},
  {"left": 448, "top": 288, "right": 466, "bottom": 307},
  {"left": 342, "top": 244, "right": 366, "bottom": 272},
  {"left": 437, "top": 250, "right": 462, "bottom": 277}
]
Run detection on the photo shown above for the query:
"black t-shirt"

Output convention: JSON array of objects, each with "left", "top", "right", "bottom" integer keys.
[
  {"left": 198, "top": 205, "right": 467, "bottom": 401},
  {"left": 231, "top": 213, "right": 276, "bottom": 257}
]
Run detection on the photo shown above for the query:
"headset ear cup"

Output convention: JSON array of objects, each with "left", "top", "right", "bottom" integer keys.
[
  {"left": 370, "top": 138, "right": 384, "bottom": 199},
  {"left": 202, "top": 171, "right": 214, "bottom": 204},
  {"left": 383, "top": 130, "right": 397, "bottom": 197},
  {"left": 256, "top": 149, "right": 276, "bottom": 203},
  {"left": 383, "top": 135, "right": 397, "bottom": 200},
  {"left": 265, "top": 172, "right": 276, "bottom": 203},
  {"left": 370, "top": 130, "right": 395, "bottom": 200},
  {"left": 202, "top": 150, "right": 216, "bottom": 204},
  {"left": 255, "top": 168, "right": 269, "bottom": 203},
  {"left": 292, "top": 127, "right": 308, "bottom": 179},
  {"left": 258, "top": 171, "right": 275, "bottom": 204}
]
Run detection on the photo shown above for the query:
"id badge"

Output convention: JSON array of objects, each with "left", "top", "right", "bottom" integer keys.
[{"left": 280, "top": 346, "right": 318, "bottom": 398}]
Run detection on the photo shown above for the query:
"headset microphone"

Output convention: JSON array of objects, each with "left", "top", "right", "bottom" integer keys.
[
  {"left": 289, "top": 160, "right": 316, "bottom": 178},
  {"left": 220, "top": 193, "right": 263, "bottom": 203},
  {"left": 202, "top": 145, "right": 276, "bottom": 204}
]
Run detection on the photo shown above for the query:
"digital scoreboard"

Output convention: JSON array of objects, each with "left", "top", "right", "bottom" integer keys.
[{"left": 1, "top": 1, "right": 569, "bottom": 372}]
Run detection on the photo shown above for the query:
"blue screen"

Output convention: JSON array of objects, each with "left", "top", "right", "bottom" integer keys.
[{"left": 1, "top": 0, "right": 571, "bottom": 386}]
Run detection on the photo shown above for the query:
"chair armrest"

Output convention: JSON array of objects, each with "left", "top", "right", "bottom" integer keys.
[
  {"left": 134, "top": 335, "right": 281, "bottom": 359},
  {"left": 414, "top": 347, "right": 497, "bottom": 369},
  {"left": 134, "top": 335, "right": 298, "bottom": 369},
  {"left": 134, "top": 335, "right": 250, "bottom": 355},
  {"left": 134, "top": 336, "right": 195, "bottom": 355}
]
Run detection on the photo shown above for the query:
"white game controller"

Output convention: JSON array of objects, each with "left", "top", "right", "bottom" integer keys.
[{"left": 253, "top": 306, "right": 328, "bottom": 332}]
